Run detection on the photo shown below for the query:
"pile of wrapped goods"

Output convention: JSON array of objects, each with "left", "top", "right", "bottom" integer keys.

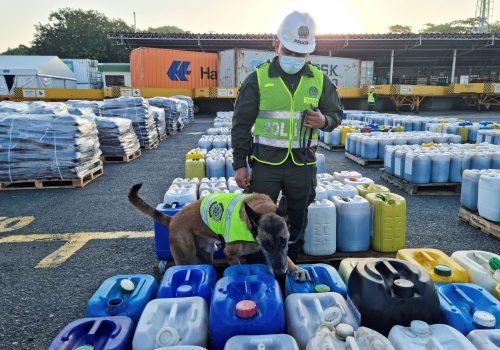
[
  {"left": 171, "top": 98, "right": 189, "bottom": 131},
  {"left": 28, "top": 101, "right": 69, "bottom": 115},
  {"left": 0, "top": 101, "right": 29, "bottom": 113},
  {"left": 150, "top": 106, "right": 167, "bottom": 140},
  {"left": 101, "top": 97, "right": 158, "bottom": 147},
  {"left": 171, "top": 95, "right": 195, "bottom": 127},
  {"left": 91, "top": 117, "right": 141, "bottom": 158},
  {"left": 148, "top": 97, "right": 180, "bottom": 135},
  {"left": 0, "top": 114, "right": 102, "bottom": 182}
]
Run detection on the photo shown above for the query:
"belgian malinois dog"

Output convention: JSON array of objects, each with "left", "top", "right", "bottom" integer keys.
[{"left": 128, "top": 184, "right": 310, "bottom": 281}]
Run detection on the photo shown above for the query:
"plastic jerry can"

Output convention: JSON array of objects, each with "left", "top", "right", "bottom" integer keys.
[
  {"left": 48, "top": 316, "right": 134, "bottom": 350},
  {"left": 326, "top": 184, "right": 357, "bottom": 199},
  {"left": 360, "top": 138, "right": 379, "bottom": 159},
  {"left": 467, "top": 329, "right": 500, "bottom": 350},
  {"left": 378, "top": 138, "right": 393, "bottom": 159},
  {"left": 86, "top": 275, "right": 158, "bottom": 324},
  {"left": 430, "top": 153, "right": 451, "bottom": 183},
  {"left": 396, "top": 248, "right": 468, "bottom": 283},
  {"left": 285, "top": 292, "right": 359, "bottom": 349},
  {"left": 156, "top": 264, "right": 217, "bottom": 304},
  {"left": 303, "top": 200, "right": 337, "bottom": 256},
  {"left": 132, "top": 297, "right": 208, "bottom": 349},
  {"left": 307, "top": 324, "right": 395, "bottom": 350},
  {"left": 223, "top": 264, "right": 272, "bottom": 278},
  {"left": 225, "top": 157, "right": 234, "bottom": 178},
  {"left": 198, "top": 136, "right": 213, "bottom": 150},
  {"left": 209, "top": 275, "right": 285, "bottom": 350},
  {"left": 404, "top": 153, "right": 431, "bottom": 184},
  {"left": 164, "top": 186, "right": 197, "bottom": 206},
  {"left": 388, "top": 320, "right": 476, "bottom": 350},
  {"left": 457, "top": 253, "right": 500, "bottom": 298},
  {"left": 471, "top": 153, "right": 492, "bottom": 170},
  {"left": 355, "top": 184, "right": 390, "bottom": 198},
  {"left": 434, "top": 283, "right": 500, "bottom": 335},
  {"left": 185, "top": 159, "right": 206, "bottom": 180},
  {"left": 330, "top": 129, "right": 341, "bottom": 146},
  {"left": 348, "top": 258, "right": 442, "bottom": 335},
  {"left": 334, "top": 171, "right": 362, "bottom": 183},
  {"left": 366, "top": 193, "right": 406, "bottom": 253},
  {"left": 316, "top": 153, "right": 326, "bottom": 174},
  {"left": 332, "top": 196, "right": 372, "bottom": 252},
  {"left": 154, "top": 203, "right": 183, "bottom": 260},
  {"left": 315, "top": 186, "right": 329, "bottom": 201},
  {"left": 384, "top": 146, "right": 398, "bottom": 175},
  {"left": 338, "top": 258, "right": 369, "bottom": 284},
  {"left": 450, "top": 153, "right": 472, "bottom": 182},
  {"left": 478, "top": 173, "right": 500, "bottom": 222},
  {"left": 393, "top": 150, "right": 406, "bottom": 179},
  {"left": 285, "top": 264, "right": 347, "bottom": 298},
  {"left": 461, "top": 170, "right": 492, "bottom": 211},
  {"left": 343, "top": 177, "right": 374, "bottom": 187},
  {"left": 224, "top": 334, "right": 299, "bottom": 350},
  {"left": 206, "top": 156, "right": 226, "bottom": 178},
  {"left": 186, "top": 148, "right": 206, "bottom": 160},
  {"left": 340, "top": 127, "right": 351, "bottom": 145}
]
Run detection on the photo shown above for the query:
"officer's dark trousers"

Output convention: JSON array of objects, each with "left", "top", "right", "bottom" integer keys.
[
  {"left": 368, "top": 102, "right": 376, "bottom": 111},
  {"left": 249, "top": 157, "right": 317, "bottom": 259}
]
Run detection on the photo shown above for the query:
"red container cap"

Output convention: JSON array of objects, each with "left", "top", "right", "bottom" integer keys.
[{"left": 235, "top": 300, "right": 257, "bottom": 318}]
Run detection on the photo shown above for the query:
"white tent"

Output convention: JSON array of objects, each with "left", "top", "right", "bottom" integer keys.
[{"left": 0, "top": 55, "right": 77, "bottom": 95}]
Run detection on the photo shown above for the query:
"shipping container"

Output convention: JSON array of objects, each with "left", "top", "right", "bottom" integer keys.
[
  {"left": 131, "top": 48, "right": 218, "bottom": 89},
  {"left": 62, "top": 59, "right": 102, "bottom": 89},
  {"left": 218, "top": 49, "right": 367, "bottom": 88}
]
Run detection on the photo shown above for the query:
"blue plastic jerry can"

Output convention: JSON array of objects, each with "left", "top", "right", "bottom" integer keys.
[
  {"left": 48, "top": 316, "right": 134, "bottom": 350},
  {"left": 157, "top": 264, "right": 217, "bottom": 303},
  {"left": 154, "top": 202, "right": 183, "bottom": 260},
  {"left": 209, "top": 275, "right": 285, "bottom": 350},
  {"left": 86, "top": 274, "right": 158, "bottom": 324},
  {"left": 435, "top": 282, "right": 500, "bottom": 335},
  {"left": 285, "top": 263, "right": 347, "bottom": 297},
  {"left": 223, "top": 264, "right": 272, "bottom": 278}
]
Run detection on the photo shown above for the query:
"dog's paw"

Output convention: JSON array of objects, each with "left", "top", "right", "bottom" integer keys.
[{"left": 290, "top": 267, "right": 311, "bottom": 282}]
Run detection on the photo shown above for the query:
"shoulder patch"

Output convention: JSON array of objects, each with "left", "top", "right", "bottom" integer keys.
[{"left": 209, "top": 202, "right": 224, "bottom": 222}]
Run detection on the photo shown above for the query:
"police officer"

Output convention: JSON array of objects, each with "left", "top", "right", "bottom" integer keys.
[
  {"left": 368, "top": 85, "right": 376, "bottom": 111},
  {"left": 231, "top": 11, "right": 343, "bottom": 260}
]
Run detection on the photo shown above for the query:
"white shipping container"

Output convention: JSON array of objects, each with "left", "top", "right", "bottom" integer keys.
[
  {"left": 218, "top": 49, "right": 364, "bottom": 88},
  {"left": 62, "top": 58, "right": 101, "bottom": 88}
]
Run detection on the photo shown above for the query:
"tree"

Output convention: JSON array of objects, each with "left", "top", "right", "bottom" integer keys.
[
  {"left": 388, "top": 25, "right": 412, "bottom": 34},
  {"left": 420, "top": 18, "right": 477, "bottom": 34},
  {"left": 2, "top": 45, "right": 33, "bottom": 55},
  {"left": 146, "top": 25, "right": 188, "bottom": 33},
  {"left": 30, "top": 8, "right": 133, "bottom": 62},
  {"left": 490, "top": 21, "right": 500, "bottom": 33}
]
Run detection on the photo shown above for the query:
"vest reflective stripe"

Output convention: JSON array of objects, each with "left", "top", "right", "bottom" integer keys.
[
  {"left": 252, "top": 62, "right": 324, "bottom": 165},
  {"left": 254, "top": 135, "right": 319, "bottom": 148},
  {"left": 200, "top": 193, "right": 254, "bottom": 243},
  {"left": 368, "top": 91, "right": 375, "bottom": 103}
]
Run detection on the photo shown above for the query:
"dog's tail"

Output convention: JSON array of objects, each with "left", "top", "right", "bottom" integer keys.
[{"left": 128, "top": 183, "right": 172, "bottom": 228}]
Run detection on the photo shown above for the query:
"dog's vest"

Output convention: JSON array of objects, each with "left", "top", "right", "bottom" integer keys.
[{"left": 200, "top": 192, "right": 255, "bottom": 243}]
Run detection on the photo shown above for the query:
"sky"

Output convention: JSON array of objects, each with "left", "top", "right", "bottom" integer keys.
[{"left": 1, "top": 0, "right": 499, "bottom": 52}]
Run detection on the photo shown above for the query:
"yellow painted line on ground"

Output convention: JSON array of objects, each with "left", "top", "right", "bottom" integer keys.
[
  {"left": 0, "top": 216, "right": 35, "bottom": 233},
  {"left": 0, "top": 230, "right": 154, "bottom": 268}
]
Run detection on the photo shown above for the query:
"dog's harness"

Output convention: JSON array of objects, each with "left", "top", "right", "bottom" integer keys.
[{"left": 200, "top": 192, "right": 255, "bottom": 243}]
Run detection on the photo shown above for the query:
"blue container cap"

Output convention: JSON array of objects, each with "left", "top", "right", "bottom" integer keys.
[{"left": 75, "top": 347, "right": 94, "bottom": 350}]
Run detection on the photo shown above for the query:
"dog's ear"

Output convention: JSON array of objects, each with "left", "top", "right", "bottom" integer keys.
[
  {"left": 244, "top": 202, "right": 261, "bottom": 233},
  {"left": 276, "top": 196, "right": 287, "bottom": 218}
]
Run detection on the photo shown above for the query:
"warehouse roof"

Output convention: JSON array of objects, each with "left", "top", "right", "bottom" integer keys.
[
  {"left": 0, "top": 55, "right": 76, "bottom": 79},
  {"left": 107, "top": 33, "right": 500, "bottom": 67}
]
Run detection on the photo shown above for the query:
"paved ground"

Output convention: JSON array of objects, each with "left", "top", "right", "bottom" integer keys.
[{"left": 0, "top": 113, "right": 499, "bottom": 349}]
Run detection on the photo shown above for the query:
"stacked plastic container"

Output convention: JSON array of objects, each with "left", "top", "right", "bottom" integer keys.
[{"left": 461, "top": 169, "right": 500, "bottom": 222}]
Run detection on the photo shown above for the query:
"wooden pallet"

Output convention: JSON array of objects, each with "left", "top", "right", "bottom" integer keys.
[
  {"left": 0, "top": 164, "right": 103, "bottom": 190},
  {"left": 159, "top": 134, "right": 168, "bottom": 141},
  {"left": 345, "top": 151, "right": 384, "bottom": 167},
  {"left": 167, "top": 130, "right": 177, "bottom": 136},
  {"left": 459, "top": 206, "right": 500, "bottom": 240},
  {"left": 379, "top": 169, "right": 461, "bottom": 195},
  {"left": 319, "top": 141, "right": 345, "bottom": 152},
  {"left": 142, "top": 141, "right": 159, "bottom": 150},
  {"left": 102, "top": 149, "right": 141, "bottom": 163}
]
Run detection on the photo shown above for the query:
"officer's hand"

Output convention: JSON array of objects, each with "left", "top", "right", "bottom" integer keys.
[
  {"left": 304, "top": 108, "right": 326, "bottom": 129},
  {"left": 235, "top": 167, "right": 250, "bottom": 189}
]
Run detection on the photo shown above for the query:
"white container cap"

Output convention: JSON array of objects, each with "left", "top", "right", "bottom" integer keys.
[
  {"left": 410, "top": 320, "right": 430, "bottom": 335},
  {"left": 473, "top": 311, "right": 496, "bottom": 328},
  {"left": 321, "top": 306, "right": 343, "bottom": 327},
  {"left": 156, "top": 326, "right": 180, "bottom": 347}
]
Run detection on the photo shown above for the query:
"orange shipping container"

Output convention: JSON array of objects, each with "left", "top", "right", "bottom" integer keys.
[{"left": 131, "top": 48, "right": 218, "bottom": 89}]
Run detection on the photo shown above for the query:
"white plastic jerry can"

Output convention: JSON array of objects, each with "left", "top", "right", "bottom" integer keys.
[
  {"left": 451, "top": 250, "right": 500, "bottom": 295},
  {"left": 132, "top": 296, "right": 208, "bottom": 350},
  {"left": 224, "top": 334, "right": 299, "bottom": 350},
  {"left": 334, "top": 171, "right": 362, "bottom": 183},
  {"left": 307, "top": 324, "right": 395, "bottom": 350},
  {"left": 304, "top": 199, "right": 337, "bottom": 256},
  {"left": 388, "top": 320, "right": 477, "bottom": 350}
]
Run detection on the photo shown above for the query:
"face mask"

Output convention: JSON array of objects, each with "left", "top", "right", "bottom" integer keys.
[{"left": 279, "top": 55, "right": 306, "bottom": 74}]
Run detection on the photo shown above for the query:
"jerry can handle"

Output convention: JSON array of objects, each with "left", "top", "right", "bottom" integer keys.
[
  {"left": 452, "top": 285, "right": 476, "bottom": 315},
  {"left": 375, "top": 194, "right": 386, "bottom": 201}
]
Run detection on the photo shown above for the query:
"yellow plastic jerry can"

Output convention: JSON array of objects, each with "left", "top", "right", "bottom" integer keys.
[
  {"left": 397, "top": 248, "right": 469, "bottom": 283},
  {"left": 185, "top": 158, "right": 205, "bottom": 179},
  {"left": 366, "top": 193, "right": 406, "bottom": 252},
  {"left": 356, "top": 184, "right": 390, "bottom": 198},
  {"left": 185, "top": 148, "right": 206, "bottom": 160},
  {"left": 340, "top": 126, "right": 352, "bottom": 146},
  {"left": 338, "top": 258, "right": 371, "bottom": 284}
]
